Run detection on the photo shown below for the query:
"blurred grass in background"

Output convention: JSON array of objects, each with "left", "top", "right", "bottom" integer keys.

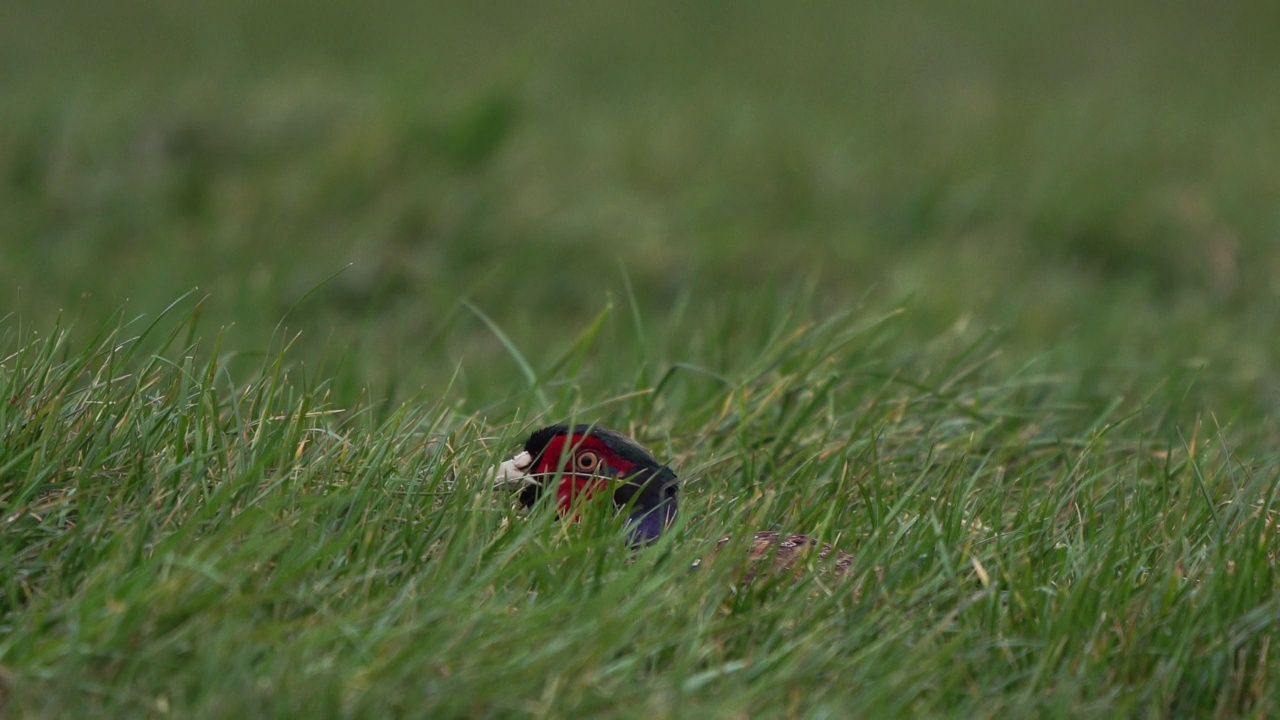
[{"left": 3, "top": 0, "right": 1278, "bottom": 421}]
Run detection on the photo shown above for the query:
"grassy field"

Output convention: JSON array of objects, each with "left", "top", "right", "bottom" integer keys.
[{"left": 3, "top": 1, "right": 1280, "bottom": 717}]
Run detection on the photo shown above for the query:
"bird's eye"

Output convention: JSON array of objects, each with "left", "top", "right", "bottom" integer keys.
[{"left": 574, "top": 450, "right": 603, "bottom": 474}]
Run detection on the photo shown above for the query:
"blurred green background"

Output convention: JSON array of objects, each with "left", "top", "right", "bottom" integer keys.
[{"left": 3, "top": 0, "right": 1279, "bottom": 419}]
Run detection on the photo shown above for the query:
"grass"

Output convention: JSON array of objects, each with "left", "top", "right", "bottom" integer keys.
[
  {"left": 2, "top": 0, "right": 1280, "bottom": 717},
  {"left": 3, "top": 302, "right": 1276, "bottom": 717}
]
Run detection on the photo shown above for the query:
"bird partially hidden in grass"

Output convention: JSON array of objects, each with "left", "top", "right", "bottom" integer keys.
[{"left": 492, "top": 424, "right": 855, "bottom": 582}]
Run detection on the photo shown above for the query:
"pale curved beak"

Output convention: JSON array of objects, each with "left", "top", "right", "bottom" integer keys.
[{"left": 492, "top": 451, "right": 534, "bottom": 489}]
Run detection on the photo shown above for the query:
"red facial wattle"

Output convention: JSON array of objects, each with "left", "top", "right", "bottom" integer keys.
[
  {"left": 555, "top": 476, "right": 611, "bottom": 513},
  {"left": 534, "top": 433, "right": 637, "bottom": 516}
]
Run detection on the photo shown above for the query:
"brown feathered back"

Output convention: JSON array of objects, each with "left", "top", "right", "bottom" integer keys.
[{"left": 714, "top": 531, "right": 856, "bottom": 583}]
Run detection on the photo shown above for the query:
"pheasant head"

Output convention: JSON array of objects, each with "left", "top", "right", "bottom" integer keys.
[{"left": 493, "top": 424, "right": 679, "bottom": 544}]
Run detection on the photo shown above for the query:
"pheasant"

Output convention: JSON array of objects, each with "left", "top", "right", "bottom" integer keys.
[{"left": 492, "top": 424, "right": 855, "bottom": 580}]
